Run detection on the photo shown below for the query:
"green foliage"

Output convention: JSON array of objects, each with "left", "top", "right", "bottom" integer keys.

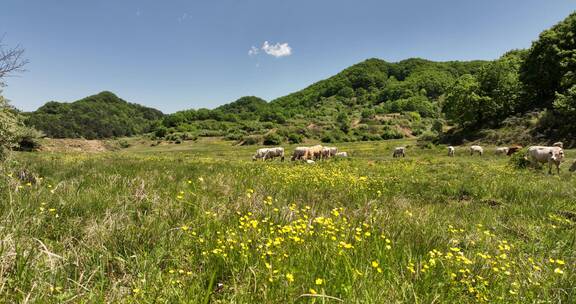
[
  {"left": 520, "top": 12, "right": 576, "bottom": 109},
  {"left": 432, "top": 119, "right": 444, "bottom": 134},
  {"left": 380, "top": 127, "right": 404, "bottom": 140},
  {"left": 148, "top": 58, "right": 490, "bottom": 144},
  {"left": 383, "top": 96, "right": 438, "bottom": 118},
  {"left": 26, "top": 91, "right": 163, "bottom": 139},
  {"left": 286, "top": 133, "right": 303, "bottom": 144},
  {"left": 15, "top": 127, "right": 44, "bottom": 151},
  {"left": 154, "top": 126, "right": 168, "bottom": 139},
  {"left": 336, "top": 112, "right": 351, "bottom": 133},
  {"left": 0, "top": 93, "right": 44, "bottom": 158},
  {"left": 443, "top": 74, "right": 496, "bottom": 128},
  {"left": 241, "top": 135, "right": 261, "bottom": 145},
  {"left": 118, "top": 140, "right": 131, "bottom": 149},
  {"left": 508, "top": 148, "right": 530, "bottom": 169},
  {"left": 553, "top": 85, "right": 576, "bottom": 115},
  {"left": 0, "top": 95, "right": 20, "bottom": 160},
  {"left": 262, "top": 133, "right": 282, "bottom": 146}
]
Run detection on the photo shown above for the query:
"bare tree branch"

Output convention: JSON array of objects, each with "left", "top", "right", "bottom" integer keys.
[{"left": 0, "top": 36, "right": 29, "bottom": 85}]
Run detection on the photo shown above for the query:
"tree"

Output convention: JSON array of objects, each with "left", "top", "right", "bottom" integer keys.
[
  {"left": 553, "top": 85, "right": 576, "bottom": 115},
  {"left": 0, "top": 38, "right": 28, "bottom": 86},
  {"left": 0, "top": 38, "right": 29, "bottom": 160},
  {"left": 336, "top": 112, "right": 351, "bottom": 133},
  {"left": 0, "top": 94, "right": 22, "bottom": 160},
  {"left": 476, "top": 51, "right": 525, "bottom": 120},
  {"left": 520, "top": 12, "right": 576, "bottom": 109},
  {"left": 442, "top": 74, "right": 495, "bottom": 129}
]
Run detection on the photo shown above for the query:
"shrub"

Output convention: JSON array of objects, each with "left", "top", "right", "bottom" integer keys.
[
  {"left": 508, "top": 148, "right": 530, "bottom": 169},
  {"left": 154, "top": 127, "right": 168, "bottom": 138},
  {"left": 241, "top": 135, "right": 261, "bottom": 146},
  {"left": 381, "top": 128, "right": 404, "bottom": 140},
  {"left": 287, "top": 133, "right": 303, "bottom": 144},
  {"left": 15, "top": 127, "right": 44, "bottom": 152},
  {"left": 321, "top": 134, "right": 335, "bottom": 143},
  {"left": 225, "top": 132, "right": 245, "bottom": 141},
  {"left": 181, "top": 132, "right": 197, "bottom": 141},
  {"left": 419, "top": 131, "right": 438, "bottom": 142},
  {"left": 118, "top": 140, "right": 131, "bottom": 149},
  {"left": 263, "top": 133, "right": 282, "bottom": 146},
  {"left": 165, "top": 133, "right": 182, "bottom": 142}
]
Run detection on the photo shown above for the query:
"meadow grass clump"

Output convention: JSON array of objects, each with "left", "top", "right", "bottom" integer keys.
[{"left": 0, "top": 141, "right": 574, "bottom": 303}]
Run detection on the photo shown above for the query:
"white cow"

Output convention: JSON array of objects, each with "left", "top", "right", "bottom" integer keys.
[
  {"left": 495, "top": 147, "right": 509, "bottom": 155},
  {"left": 291, "top": 147, "right": 310, "bottom": 161},
  {"left": 393, "top": 147, "right": 406, "bottom": 158},
  {"left": 527, "top": 146, "right": 564, "bottom": 174},
  {"left": 470, "top": 145, "right": 484, "bottom": 156},
  {"left": 306, "top": 145, "right": 324, "bottom": 161},
  {"left": 335, "top": 152, "right": 348, "bottom": 158},
  {"left": 253, "top": 147, "right": 285, "bottom": 161},
  {"left": 553, "top": 142, "right": 564, "bottom": 148},
  {"left": 321, "top": 147, "right": 338, "bottom": 159},
  {"left": 447, "top": 146, "right": 455, "bottom": 157}
]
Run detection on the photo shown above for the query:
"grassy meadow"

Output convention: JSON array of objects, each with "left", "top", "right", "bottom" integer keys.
[{"left": 0, "top": 139, "right": 575, "bottom": 303}]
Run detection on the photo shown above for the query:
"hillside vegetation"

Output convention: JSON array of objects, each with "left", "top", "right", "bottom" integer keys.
[
  {"left": 159, "top": 59, "right": 486, "bottom": 144},
  {"left": 22, "top": 12, "right": 576, "bottom": 147},
  {"left": 25, "top": 91, "right": 163, "bottom": 139},
  {"left": 157, "top": 12, "right": 576, "bottom": 147}
]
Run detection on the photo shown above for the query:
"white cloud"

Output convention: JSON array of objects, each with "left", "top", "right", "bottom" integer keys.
[
  {"left": 248, "top": 46, "right": 259, "bottom": 56},
  {"left": 261, "top": 41, "right": 292, "bottom": 58},
  {"left": 178, "top": 13, "right": 189, "bottom": 23}
]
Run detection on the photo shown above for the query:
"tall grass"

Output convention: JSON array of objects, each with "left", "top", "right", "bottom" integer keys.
[{"left": 0, "top": 141, "right": 574, "bottom": 303}]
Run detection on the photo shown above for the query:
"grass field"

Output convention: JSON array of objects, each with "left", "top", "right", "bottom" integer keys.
[{"left": 1, "top": 139, "right": 574, "bottom": 303}]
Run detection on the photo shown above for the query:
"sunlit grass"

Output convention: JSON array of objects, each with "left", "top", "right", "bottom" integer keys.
[{"left": 0, "top": 140, "right": 574, "bottom": 303}]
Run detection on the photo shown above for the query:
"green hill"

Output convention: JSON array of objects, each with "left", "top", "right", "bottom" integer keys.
[
  {"left": 24, "top": 11, "right": 576, "bottom": 146},
  {"left": 25, "top": 91, "right": 163, "bottom": 139},
  {"left": 157, "top": 58, "right": 487, "bottom": 144}
]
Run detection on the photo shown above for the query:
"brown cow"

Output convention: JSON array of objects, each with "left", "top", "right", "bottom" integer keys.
[{"left": 506, "top": 145, "right": 523, "bottom": 156}]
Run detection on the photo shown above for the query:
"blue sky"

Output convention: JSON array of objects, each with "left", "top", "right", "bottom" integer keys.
[{"left": 1, "top": 0, "right": 574, "bottom": 113}]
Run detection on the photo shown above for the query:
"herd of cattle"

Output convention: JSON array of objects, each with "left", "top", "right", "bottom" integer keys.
[
  {"left": 253, "top": 142, "right": 576, "bottom": 174},
  {"left": 447, "top": 142, "right": 569, "bottom": 174},
  {"left": 252, "top": 146, "right": 348, "bottom": 163}
]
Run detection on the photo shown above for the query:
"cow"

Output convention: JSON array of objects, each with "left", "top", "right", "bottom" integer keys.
[
  {"left": 495, "top": 147, "right": 509, "bottom": 155},
  {"left": 291, "top": 147, "right": 310, "bottom": 161},
  {"left": 526, "top": 146, "right": 564, "bottom": 175},
  {"left": 507, "top": 145, "right": 523, "bottom": 156},
  {"left": 335, "top": 152, "right": 348, "bottom": 158},
  {"left": 321, "top": 147, "right": 338, "bottom": 159},
  {"left": 253, "top": 148, "right": 269, "bottom": 161},
  {"left": 469, "top": 145, "right": 483, "bottom": 156},
  {"left": 447, "top": 146, "right": 455, "bottom": 157},
  {"left": 393, "top": 147, "right": 406, "bottom": 158},
  {"left": 570, "top": 161, "right": 576, "bottom": 173},
  {"left": 306, "top": 145, "right": 324, "bottom": 161},
  {"left": 553, "top": 142, "right": 564, "bottom": 148},
  {"left": 253, "top": 147, "right": 285, "bottom": 161}
]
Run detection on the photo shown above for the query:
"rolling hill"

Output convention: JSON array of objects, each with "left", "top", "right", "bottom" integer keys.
[{"left": 25, "top": 91, "right": 163, "bottom": 139}]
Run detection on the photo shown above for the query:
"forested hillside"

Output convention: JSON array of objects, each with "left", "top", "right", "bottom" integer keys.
[
  {"left": 157, "top": 12, "right": 576, "bottom": 146},
  {"left": 157, "top": 58, "right": 487, "bottom": 145},
  {"left": 26, "top": 91, "right": 163, "bottom": 139},
  {"left": 24, "top": 12, "right": 576, "bottom": 146}
]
